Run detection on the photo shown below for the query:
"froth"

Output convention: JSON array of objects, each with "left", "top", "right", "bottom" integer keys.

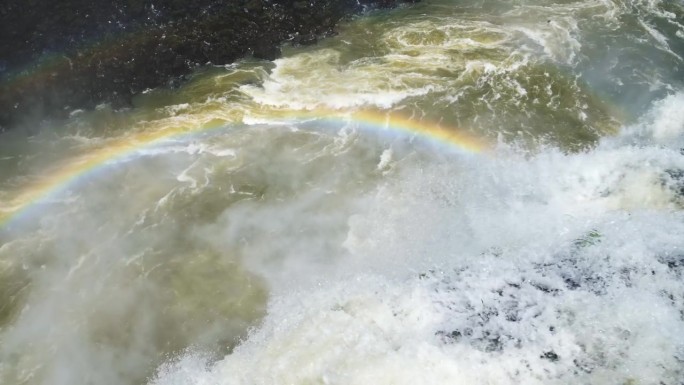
[
  {"left": 241, "top": 49, "right": 438, "bottom": 110},
  {"left": 150, "top": 91, "right": 684, "bottom": 385}
]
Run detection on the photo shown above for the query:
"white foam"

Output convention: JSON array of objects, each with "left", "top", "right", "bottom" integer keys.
[
  {"left": 150, "top": 91, "right": 684, "bottom": 385},
  {"left": 241, "top": 49, "right": 437, "bottom": 110},
  {"left": 609, "top": 91, "right": 684, "bottom": 148}
]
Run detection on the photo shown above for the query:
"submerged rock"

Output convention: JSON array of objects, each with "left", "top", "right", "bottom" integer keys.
[
  {"left": 0, "top": 0, "right": 417, "bottom": 131},
  {"left": 665, "top": 169, "right": 684, "bottom": 198}
]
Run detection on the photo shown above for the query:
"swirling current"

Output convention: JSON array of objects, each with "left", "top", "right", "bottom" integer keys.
[{"left": 1, "top": 1, "right": 684, "bottom": 384}]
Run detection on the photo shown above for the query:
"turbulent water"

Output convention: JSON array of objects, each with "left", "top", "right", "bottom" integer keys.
[{"left": 1, "top": 0, "right": 684, "bottom": 384}]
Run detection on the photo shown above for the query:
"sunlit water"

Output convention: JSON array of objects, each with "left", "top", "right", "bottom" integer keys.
[{"left": 1, "top": 1, "right": 684, "bottom": 384}]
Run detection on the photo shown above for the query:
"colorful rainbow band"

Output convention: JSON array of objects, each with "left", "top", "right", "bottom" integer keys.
[{"left": 0, "top": 109, "right": 489, "bottom": 228}]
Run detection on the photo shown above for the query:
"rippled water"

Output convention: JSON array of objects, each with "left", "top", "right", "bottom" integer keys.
[{"left": 1, "top": 1, "right": 684, "bottom": 384}]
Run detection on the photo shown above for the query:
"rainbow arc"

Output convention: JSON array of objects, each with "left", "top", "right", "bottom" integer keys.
[{"left": 0, "top": 108, "right": 490, "bottom": 227}]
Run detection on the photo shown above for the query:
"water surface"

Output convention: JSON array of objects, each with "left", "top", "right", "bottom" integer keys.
[{"left": 1, "top": 1, "right": 684, "bottom": 384}]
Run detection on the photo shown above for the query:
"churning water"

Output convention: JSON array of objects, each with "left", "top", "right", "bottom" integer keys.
[{"left": 1, "top": 1, "right": 684, "bottom": 384}]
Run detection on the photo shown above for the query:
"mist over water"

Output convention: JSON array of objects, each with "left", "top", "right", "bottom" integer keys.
[{"left": 1, "top": 1, "right": 684, "bottom": 384}]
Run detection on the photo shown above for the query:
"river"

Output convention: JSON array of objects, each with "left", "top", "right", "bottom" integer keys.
[{"left": 1, "top": 1, "right": 684, "bottom": 384}]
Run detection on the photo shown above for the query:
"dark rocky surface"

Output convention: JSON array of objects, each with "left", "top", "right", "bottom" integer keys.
[{"left": 0, "top": 0, "right": 416, "bottom": 131}]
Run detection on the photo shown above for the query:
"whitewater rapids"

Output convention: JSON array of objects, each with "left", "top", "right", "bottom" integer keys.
[{"left": 1, "top": 1, "right": 683, "bottom": 384}]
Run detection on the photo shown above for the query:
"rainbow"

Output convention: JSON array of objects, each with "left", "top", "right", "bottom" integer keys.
[{"left": 0, "top": 109, "right": 490, "bottom": 228}]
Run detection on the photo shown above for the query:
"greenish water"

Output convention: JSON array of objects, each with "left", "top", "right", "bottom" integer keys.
[{"left": 1, "top": 1, "right": 684, "bottom": 384}]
